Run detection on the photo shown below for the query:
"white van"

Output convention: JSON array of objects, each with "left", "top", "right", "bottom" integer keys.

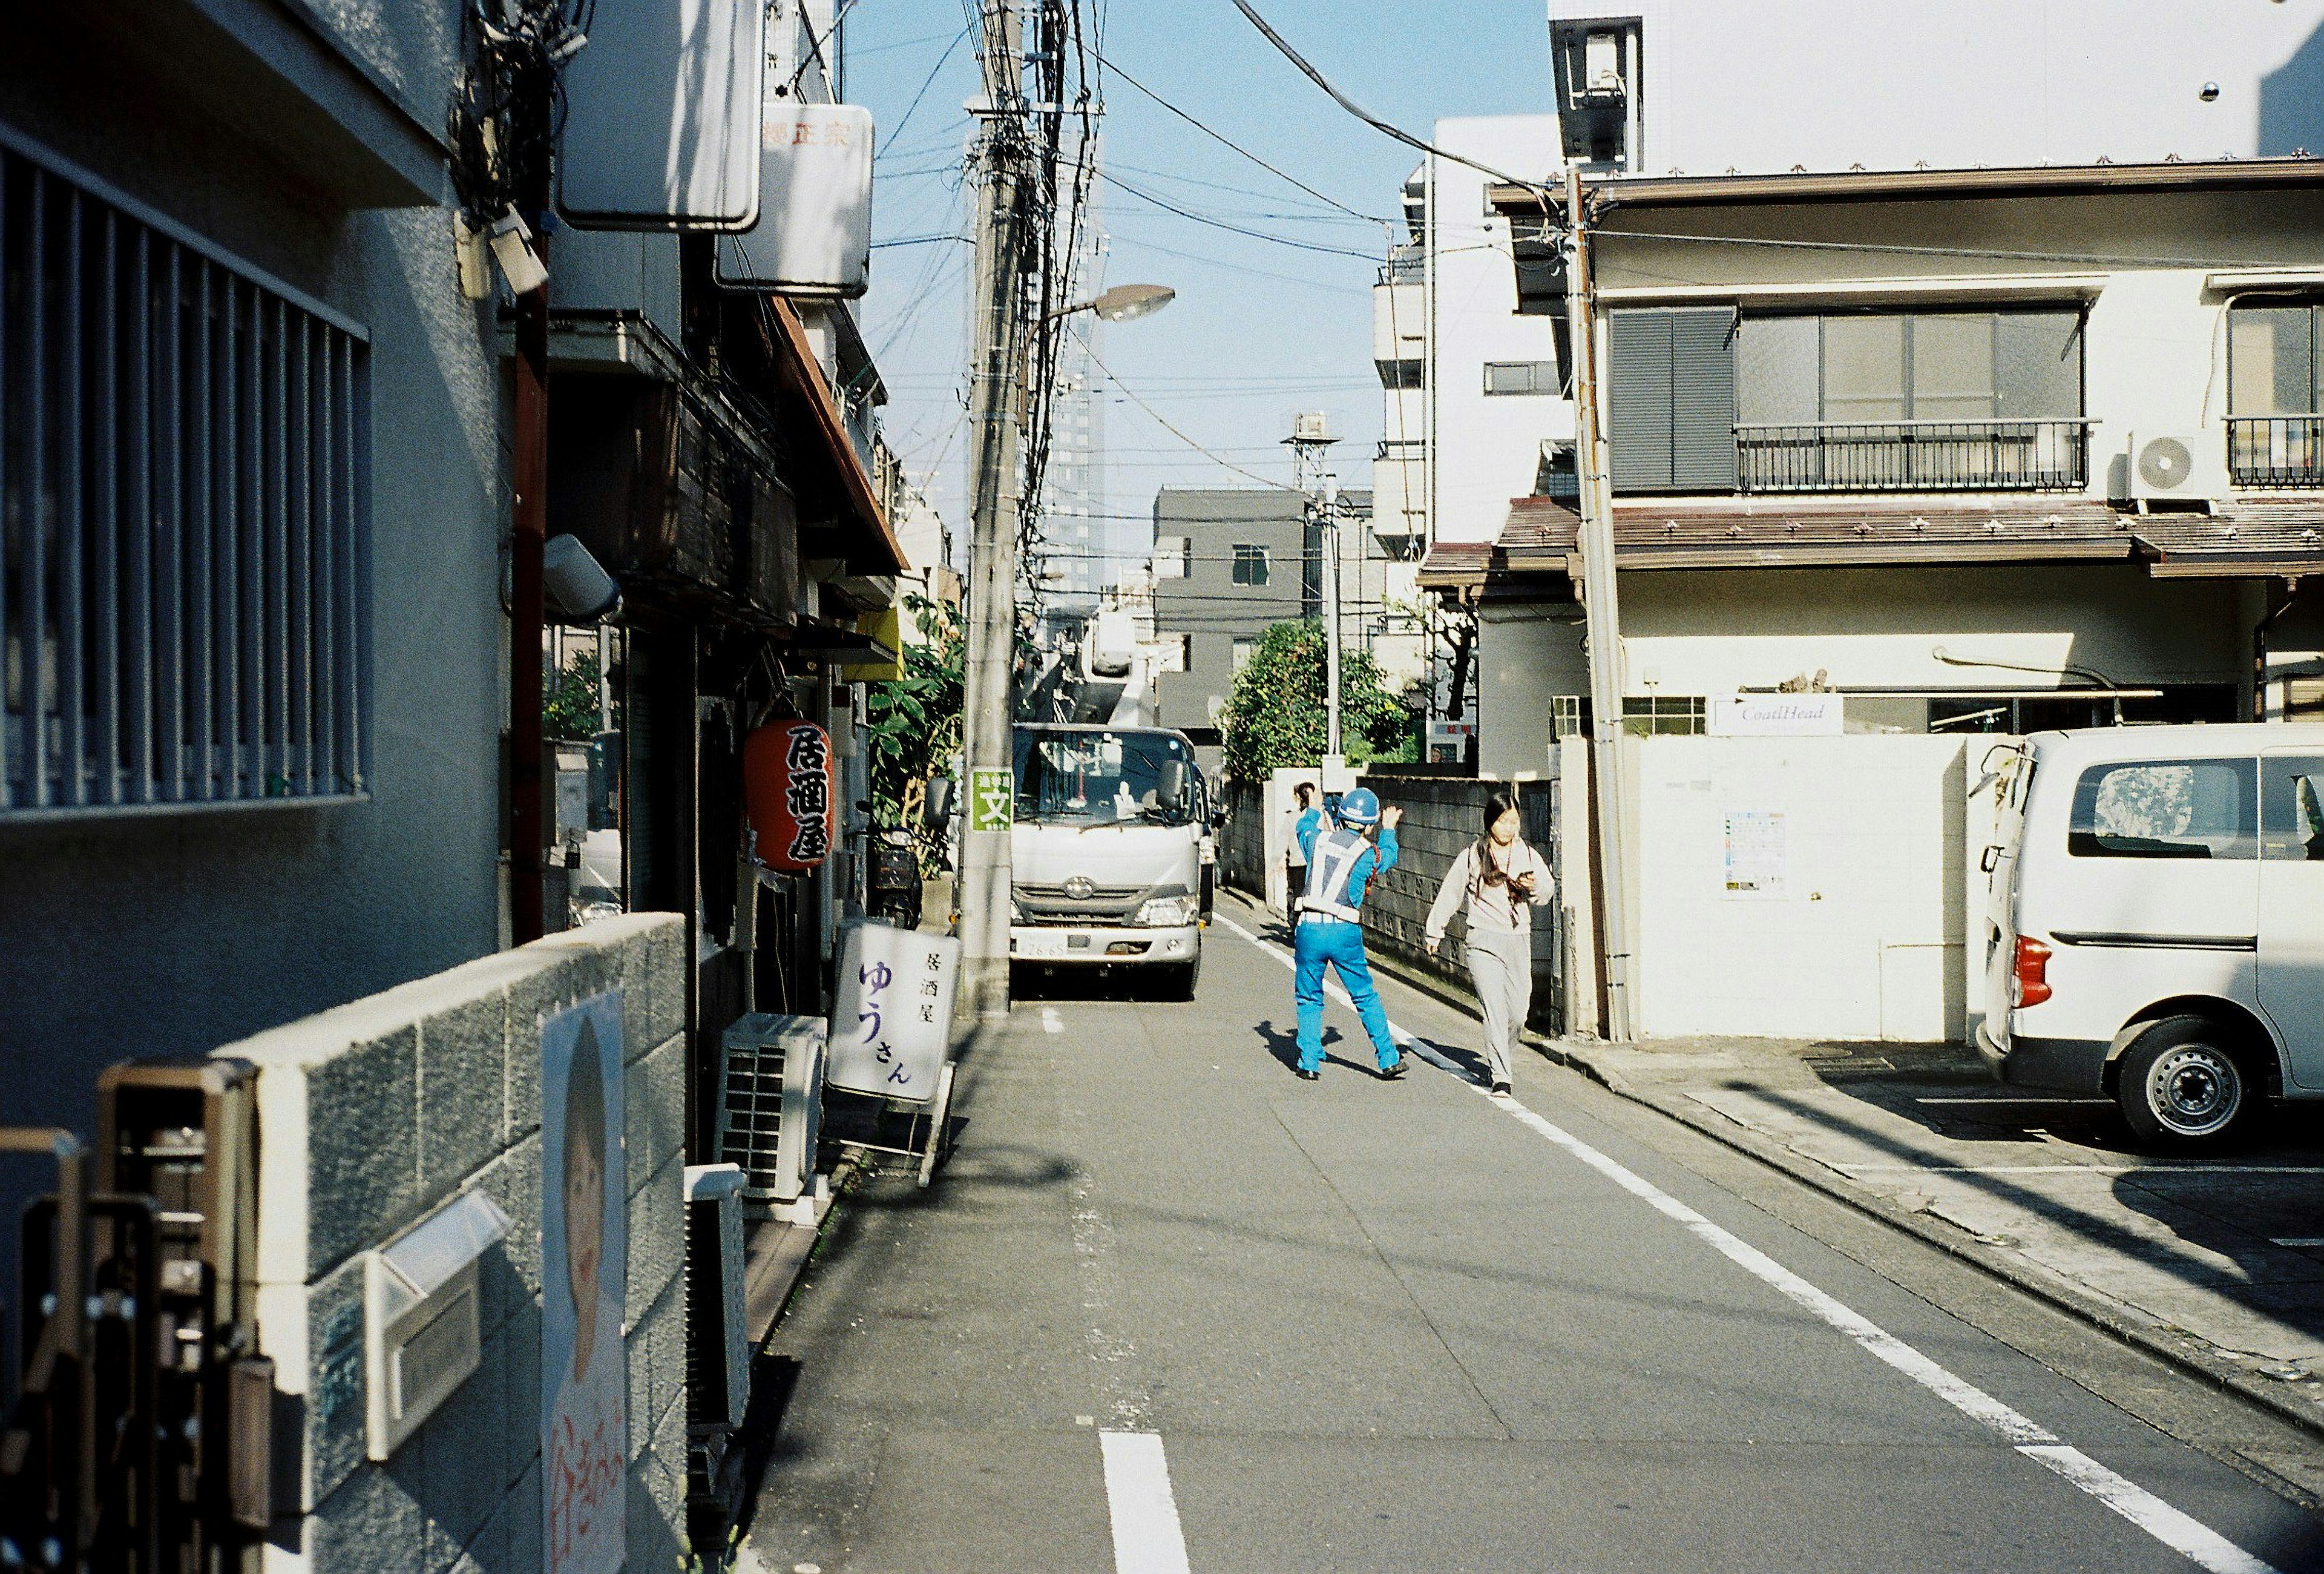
[{"left": 1978, "top": 724, "right": 2324, "bottom": 1148}]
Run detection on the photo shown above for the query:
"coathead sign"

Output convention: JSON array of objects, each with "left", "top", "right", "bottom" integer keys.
[{"left": 743, "top": 720, "right": 836, "bottom": 871}]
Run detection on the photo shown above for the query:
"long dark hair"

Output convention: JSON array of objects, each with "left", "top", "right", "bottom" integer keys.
[{"left": 1475, "top": 789, "right": 1523, "bottom": 886}]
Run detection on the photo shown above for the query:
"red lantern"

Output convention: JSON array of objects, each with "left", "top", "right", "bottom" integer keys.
[{"left": 743, "top": 720, "right": 835, "bottom": 872}]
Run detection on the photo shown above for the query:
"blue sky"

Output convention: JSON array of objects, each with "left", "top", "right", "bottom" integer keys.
[{"left": 844, "top": 1, "right": 1558, "bottom": 568}]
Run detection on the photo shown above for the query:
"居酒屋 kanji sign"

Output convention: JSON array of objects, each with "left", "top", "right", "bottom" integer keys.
[{"left": 743, "top": 720, "right": 835, "bottom": 872}]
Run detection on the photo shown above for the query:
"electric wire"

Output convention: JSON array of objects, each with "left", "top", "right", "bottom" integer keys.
[
  {"left": 1224, "top": 0, "right": 1560, "bottom": 212},
  {"left": 1090, "top": 45, "right": 1384, "bottom": 222},
  {"left": 1098, "top": 169, "right": 1383, "bottom": 258},
  {"left": 877, "top": 24, "right": 973, "bottom": 157},
  {"left": 1069, "top": 325, "right": 1301, "bottom": 492}
]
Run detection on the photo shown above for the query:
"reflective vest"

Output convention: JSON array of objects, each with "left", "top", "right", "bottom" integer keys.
[{"left": 1298, "top": 827, "right": 1373, "bottom": 922}]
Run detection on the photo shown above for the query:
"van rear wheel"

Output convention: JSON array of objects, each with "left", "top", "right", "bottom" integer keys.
[{"left": 2117, "top": 1016, "right": 2250, "bottom": 1150}]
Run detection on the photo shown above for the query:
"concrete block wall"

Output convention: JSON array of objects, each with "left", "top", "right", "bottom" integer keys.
[
  {"left": 217, "top": 913, "right": 691, "bottom": 1573},
  {"left": 1356, "top": 775, "right": 1564, "bottom": 1034}
]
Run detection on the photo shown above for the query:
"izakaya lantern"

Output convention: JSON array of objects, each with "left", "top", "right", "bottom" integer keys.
[{"left": 743, "top": 720, "right": 835, "bottom": 872}]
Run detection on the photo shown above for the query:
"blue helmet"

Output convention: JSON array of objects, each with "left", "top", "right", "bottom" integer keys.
[{"left": 1336, "top": 787, "right": 1381, "bottom": 827}]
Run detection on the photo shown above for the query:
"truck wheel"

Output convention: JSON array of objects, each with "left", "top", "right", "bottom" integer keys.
[{"left": 2117, "top": 1015, "right": 2250, "bottom": 1150}]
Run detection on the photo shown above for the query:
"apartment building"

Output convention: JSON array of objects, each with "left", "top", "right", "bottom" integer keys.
[
  {"left": 1388, "top": 2, "right": 2324, "bottom": 730},
  {"left": 1436, "top": 161, "right": 2324, "bottom": 776}
]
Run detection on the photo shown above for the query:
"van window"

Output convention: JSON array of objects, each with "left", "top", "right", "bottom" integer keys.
[
  {"left": 2069, "top": 758, "right": 2257, "bottom": 859},
  {"left": 2262, "top": 757, "right": 2324, "bottom": 861}
]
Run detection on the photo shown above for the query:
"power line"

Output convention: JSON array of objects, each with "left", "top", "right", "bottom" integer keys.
[
  {"left": 876, "top": 27, "right": 973, "bottom": 158},
  {"left": 1224, "top": 0, "right": 1560, "bottom": 211},
  {"left": 1091, "top": 45, "right": 1386, "bottom": 223},
  {"left": 1098, "top": 168, "right": 1382, "bottom": 258},
  {"left": 1071, "top": 325, "right": 1301, "bottom": 491}
]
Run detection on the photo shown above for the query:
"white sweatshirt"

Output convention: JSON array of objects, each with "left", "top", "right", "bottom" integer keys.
[{"left": 1425, "top": 838, "right": 1553, "bottom": 943}]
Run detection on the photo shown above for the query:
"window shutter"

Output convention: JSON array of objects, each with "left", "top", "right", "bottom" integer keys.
[
  {"left": 1669, "top": 307, "right": 1738, "bottom": 489},
  {"left": 1608, "top": 309, "right": 1675, "bottom": 492}
]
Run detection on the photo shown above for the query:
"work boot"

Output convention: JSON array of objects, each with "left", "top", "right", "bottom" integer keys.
[
  {"left": 1377, "top": 1056, "right": 1407, "bottom": 1081},
  {"left": 1296, "top": 1065, "right": 1321, "bottom": 1082}
]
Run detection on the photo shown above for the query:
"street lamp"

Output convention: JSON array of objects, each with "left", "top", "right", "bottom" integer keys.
[{"left": 1045, "top": 282, "right": 1177, "bottom": 323}]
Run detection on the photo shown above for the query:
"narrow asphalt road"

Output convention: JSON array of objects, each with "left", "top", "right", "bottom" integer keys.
[{"left": 746, "top": 892, "right": 2324, "bottom": 1573}]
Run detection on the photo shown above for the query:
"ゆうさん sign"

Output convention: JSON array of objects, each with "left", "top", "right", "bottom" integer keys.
[
  {"left": 827, "top": 923, "right": 960, "bottom": 1102},
  {"left": 743, "top": 720, "right": 835, "bottom": 871}
]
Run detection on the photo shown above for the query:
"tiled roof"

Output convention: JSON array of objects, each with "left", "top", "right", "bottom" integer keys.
[{"left": 1456, "top": 492, "right": 2324, "bottom": 578}]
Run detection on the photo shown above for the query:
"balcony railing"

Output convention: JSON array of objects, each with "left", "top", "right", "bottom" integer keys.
[
  {"left": 1377, "top": 247, "right": 1425, "bottom": 285},
  {"left": 2227, "top": 415, "right": 2324, "bottom": 487},
  {"left": 1735, "top": 418, "right": 2090, "bottom": 494}
]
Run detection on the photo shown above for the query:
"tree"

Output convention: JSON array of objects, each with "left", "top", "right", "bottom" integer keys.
[
  {"left": 545, "top": 650, "right": 613, "bottom": 743},
  {"left": 1220, "top": 620, "right": 1416, "bottom": 782},
  {"left": 864, "top": 594, "right": 965, "bottom": 860}
]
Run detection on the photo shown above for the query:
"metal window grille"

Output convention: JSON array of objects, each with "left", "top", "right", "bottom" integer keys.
[
  {"left": 1, "top": 133, "right": 370, "bottom": 816},
  {"left": 1483, "top": 360, "right": 1559, "bottom": 397},
  {"left": 1621, "top": 695, "right": 1706, "bottom": 737}
]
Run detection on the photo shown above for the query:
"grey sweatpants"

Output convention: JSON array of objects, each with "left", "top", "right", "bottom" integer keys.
[{"left": 1465, "top": 926, "right": 1534, "bottom": 1085}]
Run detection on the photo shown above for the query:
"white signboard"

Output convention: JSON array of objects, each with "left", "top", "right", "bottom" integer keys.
[
  {"left": 1722, "top": 809, "right": 1790, "bottom": 900},
  {"left": 715, "top": 102, "right": 875, "bottom": 297},
  {"left": 827, "top": 923, "right": 959, "bottom": 1102},
  {"left": 1708, "top": 694, "right": 1843, "bottom": 736},
  {"left": 557, "top": 0, "right": 766, "bottom": 231}
]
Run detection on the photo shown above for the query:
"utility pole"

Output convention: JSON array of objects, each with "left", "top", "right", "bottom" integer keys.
[
  {"left": 1564, "top": 163, "right": 1634, "bottom": 1041},
  {"left": 1284, "top": 415, "right": 1342, "bottom": 759},
  {"left": 959, "top": 0, "right": 1029, "bottom": 1019}
]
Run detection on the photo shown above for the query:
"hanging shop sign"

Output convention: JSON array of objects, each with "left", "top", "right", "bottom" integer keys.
[
  {"left": 743, "top": 720, "right": 835, "bottom": 871},
  {"left": 557, "top": 0, "right": 766, "bottom": 231},
  {"left": 714, "top": 102, "right": 875, "bottom": 297}
]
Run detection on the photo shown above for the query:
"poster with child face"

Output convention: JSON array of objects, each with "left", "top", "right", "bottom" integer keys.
[{"left": 542, "top": 992, "right": 626, "bottom": 1573}]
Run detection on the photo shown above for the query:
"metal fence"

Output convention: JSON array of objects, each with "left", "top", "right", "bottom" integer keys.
[
  {"left": 1735, "top": 418, "right": 2089, "bottom": 493},
  {"left": 1, "top": 132, "right": 372, "bottom": 815},
  {"left": 2227, "top": 415, "right": 2324, "bottom": 487}
]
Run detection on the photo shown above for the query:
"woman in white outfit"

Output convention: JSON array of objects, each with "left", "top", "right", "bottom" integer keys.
[{"left": 1424, "top": 790, "right": 1553, "bottom": 1095}]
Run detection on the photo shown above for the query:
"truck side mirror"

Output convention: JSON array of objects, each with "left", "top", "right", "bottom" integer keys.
[
  {"left": 924, "top": 777, "right": 954, "bottom": 832},
  {"left": 1158, "top": 760, "right": 1189, "bottom": 807}
]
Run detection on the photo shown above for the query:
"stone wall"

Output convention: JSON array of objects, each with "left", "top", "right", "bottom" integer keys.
[{"left": 219, "top": 914, "right": 690, "bottom": 1573}]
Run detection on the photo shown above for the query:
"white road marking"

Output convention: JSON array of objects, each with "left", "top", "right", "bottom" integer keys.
[
  {"left": 1043, "top": 1006, "right": 1065, "bottom": 1035},
  {"left": 2019, "top": 1446, "right": 2279, "bottom": 1574},
  {"left": 2270, "top": 1237, "right": 2324, "bottom": 1248},
  {"left": 1216, "top": 908, "right": 2284, "bottom": 1574},
  {"left": 1100, "top": 1430, "right": 1192, "bottom": 1574}
]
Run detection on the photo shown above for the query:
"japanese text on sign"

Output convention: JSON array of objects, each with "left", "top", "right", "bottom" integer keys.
[
  {"left": 968, "top": 767, "right": 1014, "bottom": 833},
  {"left": 826, "top": 924, "right": 961, "bottom": 1101},
  {"left": 784, "top": 725, "right": 830, "bottom": 863}
]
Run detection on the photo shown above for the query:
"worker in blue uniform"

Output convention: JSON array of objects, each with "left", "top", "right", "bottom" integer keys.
[{"left": 1292, "top": 787, "right": 1406, "bottom": 1081}]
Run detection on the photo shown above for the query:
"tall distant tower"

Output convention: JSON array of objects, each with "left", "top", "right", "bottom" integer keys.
[{"left": 1037, "top": 133, "right": 1108, "bottom": 610}]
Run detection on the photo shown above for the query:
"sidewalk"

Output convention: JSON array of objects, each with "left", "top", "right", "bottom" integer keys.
[{"left": 1546, "top": 1030, "right": 2324, "bottom": 1437}]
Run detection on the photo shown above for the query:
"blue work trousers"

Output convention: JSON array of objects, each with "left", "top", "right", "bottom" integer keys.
[{"left": 1293, "top": 917, "right": 1399, "bottom": 1072}]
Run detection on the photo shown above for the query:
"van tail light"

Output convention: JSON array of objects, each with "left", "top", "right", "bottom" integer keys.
[{"left": 2013, "top": 937, "right": 2053, "bottom": 1009}]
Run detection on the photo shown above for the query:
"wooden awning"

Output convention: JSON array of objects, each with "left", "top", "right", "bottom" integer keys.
[{"left": 763, "top": 298, "right": 907, "bottom": 576}]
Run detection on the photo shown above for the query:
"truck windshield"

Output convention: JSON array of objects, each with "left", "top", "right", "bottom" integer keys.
[{"left": 1013, "top": 729, "right": 1197, "bottom": 828}]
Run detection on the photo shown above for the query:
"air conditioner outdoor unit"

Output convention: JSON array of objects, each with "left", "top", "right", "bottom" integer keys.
[
  {"left": 717, "top": 1012, "right": 827, "bottom": 1211},
  {"left": 683, "top": 1164, "right": 750, "bottom": 1429},
  {"left": 2124, "top": 431, "right": 2228, "bottom": 504}
]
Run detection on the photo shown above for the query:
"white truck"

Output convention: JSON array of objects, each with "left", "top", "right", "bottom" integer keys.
[{"left": 1006, "top": 723, "right": 1212, "bottom": 999}]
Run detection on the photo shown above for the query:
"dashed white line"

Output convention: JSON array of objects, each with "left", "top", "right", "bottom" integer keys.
[
  {"left": 1100, "top": 1429, "right": 1192, "bottom": 1574},
  {"left": 1216, "top": 908, "right": 2283, "bottom": 1574},
  {"left": 1043, "top": 1005, "right": 1065, "bottom": 1035}
]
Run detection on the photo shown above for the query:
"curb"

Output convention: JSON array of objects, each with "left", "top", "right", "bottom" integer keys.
[{"left": 1540, "top": 1034, "right": 2324, "bottom": 1448}]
